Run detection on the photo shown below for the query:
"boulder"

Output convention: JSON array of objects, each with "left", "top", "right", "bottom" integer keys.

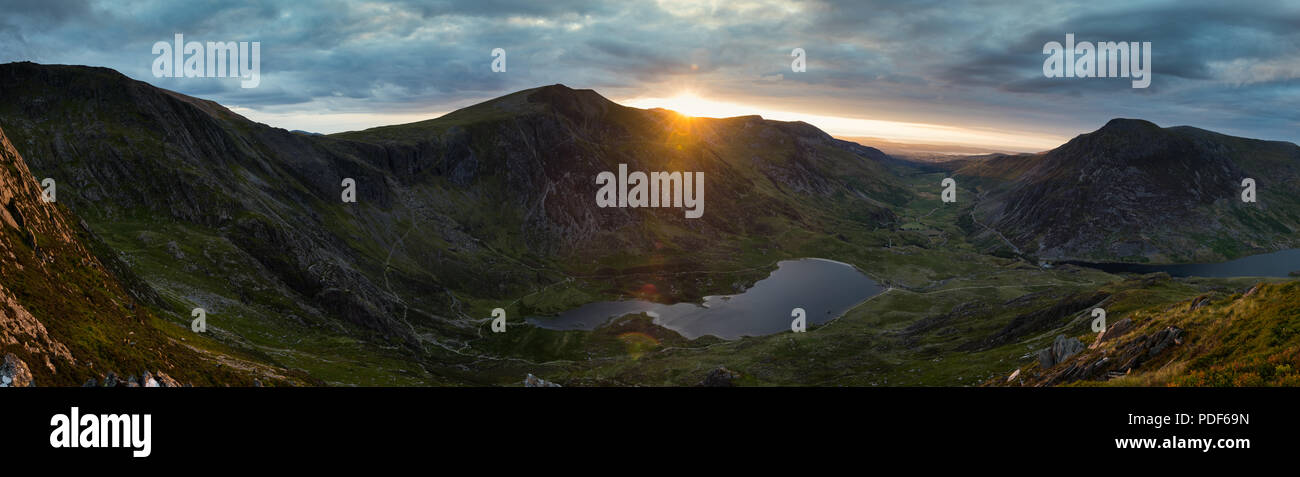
[
  {"left": 1038, "top": 335, "right": 1084, "bottom": 368},
  {"left": 1091, "top": 317, "right": 1135, "bottom": 349},
  {"left": 524, "top": 373, "right": 560, "bottom": 387},
  {"left": 697, "top": 366, "right": 740, "bottom": 387},
  {"left": 154, "top": 371, "right": 181, "bottom": 387},
  {"left": 0, "top": 353, "right": 34, "bottom": 387}
]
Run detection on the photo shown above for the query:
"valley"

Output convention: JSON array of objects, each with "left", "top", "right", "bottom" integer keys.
[{"left": 1, "top": 62, "right": 1298, "bottom": 387}]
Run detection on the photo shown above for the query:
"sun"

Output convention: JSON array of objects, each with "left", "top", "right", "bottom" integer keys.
[{"left": 625, "top": 91, "right": 755, "bottom": 119}]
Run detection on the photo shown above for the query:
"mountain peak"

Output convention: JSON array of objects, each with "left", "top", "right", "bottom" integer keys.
[
  {"left": 524, "top": 83, "right": 618, "bottom": 119},
  {"left": 1098, "top": 117, "right": 1162, "bottom": 133}
]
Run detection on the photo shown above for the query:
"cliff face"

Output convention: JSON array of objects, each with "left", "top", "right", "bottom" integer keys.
[
  {"left": 0, "top": 123, "right": 289, "bottom": 386},
  {"left": 0, "top": 123, "right": 77, "bottom": 380}
]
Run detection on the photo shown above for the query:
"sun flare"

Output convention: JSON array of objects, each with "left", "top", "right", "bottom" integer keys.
[
  {"left": 626, "top": 91, "right": 757, "bottom": 119},
  {"left": 621, "top": 91, "right": 1063, "bottom": 151}
]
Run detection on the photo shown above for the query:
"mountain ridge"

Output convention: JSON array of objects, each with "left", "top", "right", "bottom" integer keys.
[
  {"left": 0, "top": 62, "right": 911, "bottom": 384},
  {"left": 3, "top": 61, "right": 1299, "bottom": 388},
  {"left": 964, "top": 118, "right": 1300, "bottom": 263}
]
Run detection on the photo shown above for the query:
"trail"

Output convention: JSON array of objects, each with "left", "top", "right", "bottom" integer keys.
[{"left": 968, "top": 192, "right": 1022, "bottom": 255}]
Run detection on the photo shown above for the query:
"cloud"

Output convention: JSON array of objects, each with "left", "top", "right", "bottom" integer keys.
[{"left": 1, "top": 0, "right": 1298, "bottom": 144}]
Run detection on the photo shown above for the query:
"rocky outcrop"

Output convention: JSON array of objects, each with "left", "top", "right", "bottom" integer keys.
[
  {"left": 0, "top": 353, "right": 33, "bottom": 387},
  {"left": 154, "top": 371, "right": 181, "bottom": 387},
  {"left": 1037, "top": 335, "right": 1084, "bottom": 368},
  {"left": 524, "top": 373, "right": 560, "bottom": 387},
  {"left": 1090, "top": 317, "right": 1135, "bottom": 349},
  {"left": 1013, "top": 326, "right": 1186, "bottom": 386}
]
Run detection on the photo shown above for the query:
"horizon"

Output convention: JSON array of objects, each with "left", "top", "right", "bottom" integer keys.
[{"left": 0, "top": 61, "right": 1260, "bottom": 154}]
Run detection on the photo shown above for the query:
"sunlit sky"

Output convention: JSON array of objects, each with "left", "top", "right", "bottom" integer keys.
[
  {"left": 4, "top": 0, "right": 1300, "bottom": 152},
  {"left": 621, "top": 92, "right": 1065, "bottom": 151}
]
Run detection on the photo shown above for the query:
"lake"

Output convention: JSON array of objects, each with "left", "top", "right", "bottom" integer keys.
[
  {"left": 526, "top": 258, "right": 885, "bottom": 340},
  {"left": 1067, "top": 248, "right": 1300, "bottom": 278}
]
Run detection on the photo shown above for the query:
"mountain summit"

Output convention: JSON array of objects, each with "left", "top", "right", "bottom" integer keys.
[{"left": 971, "top": 118, "right": 1300, "bottom": 262}]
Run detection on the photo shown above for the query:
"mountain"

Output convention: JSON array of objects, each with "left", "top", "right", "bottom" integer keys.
[
  {"left": 964, "top": 119, "right": 1300, "bottom": 263},
  {"left": 0, "top": 62, "right": 911, "bottom": 384},
  {"left": 5, "top": 61, "right": 1296, "bottom": 388},
  {"left": 0, "top": 122, "right": 291, "bottom": 386}
]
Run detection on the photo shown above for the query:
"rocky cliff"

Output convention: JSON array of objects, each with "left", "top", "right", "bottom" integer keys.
[
  {"left": 0, "top": 122, "right": 291, "bottom": 385},
  {"left": 968, "top": 119, "right": 1300, "bottom": 262}
]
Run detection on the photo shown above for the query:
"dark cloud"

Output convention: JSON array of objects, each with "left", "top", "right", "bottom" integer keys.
[{"left": 1, "top": 0, "right": 1297, "bottom": 143}]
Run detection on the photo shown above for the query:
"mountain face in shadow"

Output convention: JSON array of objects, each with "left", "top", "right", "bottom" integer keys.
[
  {"left": 0, "top": 62, "right": 908, "bottom": 378},
  {"left": 0, "top": 123, "right": 290, "bottom": 386},
  {"left": 969, "top": 118, "right": 1300, "bottom": 262}
]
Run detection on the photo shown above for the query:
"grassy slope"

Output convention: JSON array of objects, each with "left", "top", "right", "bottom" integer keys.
[{"left": 1044, "top": 280, "right": 1300, "bottom": 387}]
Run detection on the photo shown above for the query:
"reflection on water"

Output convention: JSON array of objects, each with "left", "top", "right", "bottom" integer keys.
[{"left": 526, "top": 258, "right": 884, "bottom": 340}]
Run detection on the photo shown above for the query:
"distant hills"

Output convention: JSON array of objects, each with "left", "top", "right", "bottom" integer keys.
[{"left": 837, "top": 136, "right": 1035, "bottom": 157}]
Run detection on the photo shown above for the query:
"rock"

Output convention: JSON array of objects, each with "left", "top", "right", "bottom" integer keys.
[
  {"left": 524, "top": 373, "right": 560, "bottom": 387},
  {"left": 1146, "top": 326, "right": 1184, "bottom": 358},
  {"left": 1036, "top": 348, "right": 1056, "bottom": 368},
  {"left": 697, "top": 366, "right": 740, "bottom": 387},
  {"left": 1091, "top": 317, "right": 1135, "bottom": 349},
  {"left": 164, "top": 241, "right": 185, "bottom": 259},
  {"left": 1245, "top": 283, "right": 1263, "bottom": 297},
  {"left": 1038, "top": 335, "right": 1084, "bottom": 368},
  {"left": 0, "top": 353, "right": 34, "bottom": 387},
  {"left": 1034, "top": 325, "right": 1188, "bottom": 386},
  {"left": 82, "top": 378, "right": 97, "bottom": 387},
  {"left": 1053, "top": 335, "right": 1084, "bottom": 362},
  {"left": 143, "top": 370, "right": 159, "bottom": 387},
  {"left": 103, "top": 371, "right": 119, "bottom": 387},
  {"left": 154, "top": 371, "right": 181, "bottom": 387}
]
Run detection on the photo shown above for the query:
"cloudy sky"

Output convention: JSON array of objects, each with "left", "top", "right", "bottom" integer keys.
[{"left": 3, "top": 0, "right": 1299, "bottom": 151}]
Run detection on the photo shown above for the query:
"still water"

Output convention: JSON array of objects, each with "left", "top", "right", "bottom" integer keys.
[
  {"left": 1068, "top": 248, "right": 1300, "bottom": 278},
  {"left": 526, "top": 258, "right": 885, "bottom": 340}
]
